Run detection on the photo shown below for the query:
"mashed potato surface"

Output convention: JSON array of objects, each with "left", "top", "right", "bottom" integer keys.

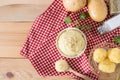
[
  {"left": 55, "top": 60, "right": 69, "bottom": 72},
  {"left": 57, "top": 29, "right": 86, "bottom": 57}
]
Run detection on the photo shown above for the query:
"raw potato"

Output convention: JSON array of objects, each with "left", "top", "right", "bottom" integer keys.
[
  {"left": 55, "top": 60, "right": 69, "bottom": 72},
  {"left": 88, "top": 0, "right": 108, "bottom": 22},
  {"left": 93, "top": 48, "right": 107, "bottom": 63},
  {"left": 108, "top": 48, "right": 120, "bottom": 63},
  {"left": 63, "top": 0, "right": 86, "bottom": 12},
  {"left": 98, "top": 59, "right": 116, "bottom": 73}
]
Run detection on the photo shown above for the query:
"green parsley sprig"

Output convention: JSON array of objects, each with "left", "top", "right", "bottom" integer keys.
[
  {"left": 85, "top": 25, "right": 92, "bottom": 30},
  {"left": 64, "top": 16, "right": 72, "bottom": 24},
  {"left": 75, "top": 21, "right": 83, "bottom": 29},
  {"left": 80, "top": 12, "right": 89, "bottom": 20},
  {"left": 113, "top": 36, "right": 120, "bottom": 44},
  {"left": 64, "top": 12, "right": 92, "bottom": 30},
  {"left": 75, "top": 21, "right": 92, "bottom": 30}
]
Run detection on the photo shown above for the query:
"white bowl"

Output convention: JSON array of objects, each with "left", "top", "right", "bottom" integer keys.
[{"left": 56, "top": 28, "right": 87, "bottom": 58}]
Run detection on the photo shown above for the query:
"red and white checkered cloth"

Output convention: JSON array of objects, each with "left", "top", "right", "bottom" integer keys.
[{"left": 20, "top": 0, "right": 120, "bottom": 79}]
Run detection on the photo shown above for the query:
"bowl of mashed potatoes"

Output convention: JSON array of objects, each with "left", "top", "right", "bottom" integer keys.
[{"left": 56, "top": 28, "right": 87, "bottom": 58}]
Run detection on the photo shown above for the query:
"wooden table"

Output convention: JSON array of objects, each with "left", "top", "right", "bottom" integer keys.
[
  {"left": 0, "top": 22, "right": 73, "bottom": 80},
  {"left": 0, "top": 0, "right": 73, "bottom": 80}
]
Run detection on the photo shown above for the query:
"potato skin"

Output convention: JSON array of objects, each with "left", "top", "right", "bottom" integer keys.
[
  {"left": 63, "top": 0, "right": 86, "bottom": 12},
  {"left": 88, "top": 0, "right": 108, "bottom": 22}
]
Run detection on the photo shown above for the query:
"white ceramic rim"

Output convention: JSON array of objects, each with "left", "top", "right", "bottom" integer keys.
[{"left": 56, "top": 27, "right": 87, "bottom": 58}]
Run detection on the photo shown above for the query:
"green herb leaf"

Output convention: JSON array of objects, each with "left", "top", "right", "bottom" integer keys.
[
  {"left": 113, "top": 36, "right": 120, "bottom": 44},
  {"left": 75, "top": 21, "right": 83, "bottom": 29},
  {"left": 76, "top": 25, "right": 83, "bottom": 29},
  {"left": 80, "top": 12, "right": 89, "bottom": 20},
  {"left": 64, "top": 16, "right": 72, "bottom": 24},
  {"left": 86, "top": 25, "right": 92, "bottom": 30}
]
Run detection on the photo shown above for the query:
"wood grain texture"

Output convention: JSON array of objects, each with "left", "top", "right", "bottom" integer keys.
[
  {"left": 0, "top": 0, "right": 50, "bottom": 6},
  {"left": 0, "top": 0, "right": 52, "bottom": 21},
  {"left": 0, "top": 0, "right": 74, "bottom": 79},
  {"left": 0, "top": 59, "right": 72, "bottom": 80},
  {"left": 0, "top": 22, "right": 32, "bottom": 58},
  {"left": 0, "top": 22, "right": 74, "bottom": 79},
  {"left": 0, "top": 22, "right": 73, "bottom": 79}
]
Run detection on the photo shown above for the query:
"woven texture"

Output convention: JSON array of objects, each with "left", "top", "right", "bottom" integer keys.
[{"left": 20, "top": 0, "right": 120, "bottom": 79}]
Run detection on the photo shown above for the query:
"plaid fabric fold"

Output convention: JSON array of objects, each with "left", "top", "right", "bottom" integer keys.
[{"left": 21, "top": 0, "right": 67, "bottom": 58}]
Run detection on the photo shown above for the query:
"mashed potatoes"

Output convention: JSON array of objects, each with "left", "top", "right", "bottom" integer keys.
[
  {"left": 108, "top": 48, "right": 120, "bottom": 63},
  {"left": 56, "top": 28, "right": 86, "bottom": 57},
  {"left": 98, "top": 59, "right": 116, "bottom": 73},
  {"left": 63, "top": 0, "right": 86, "bottom": 12},
  {"left": 93, "top": 48, "right": 107, "bottom": 63},
  {"left": 55, "top": 60, "right": 69, "bottom": 72}
]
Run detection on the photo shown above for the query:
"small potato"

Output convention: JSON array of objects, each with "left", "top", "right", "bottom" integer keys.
[
  {"left": 108, "top": 48, "right": 120, "bottom": 63},
  {"left": 88, "top": 0, "right": 108, "bottom": 22},
  {"left": 63, "top": 0, "right": 86, "bottom": 12},
  {"left": 99, "top": 59, "right": 116, "bottom": 73},
  {"left": 93, "top": 48, "right": 107, "bottom": 63}
]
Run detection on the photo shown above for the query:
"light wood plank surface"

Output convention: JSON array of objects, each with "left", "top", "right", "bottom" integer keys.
[
  {"left": 0, "top": 59, "right": 72, "bottom": 80},
  {"left": 0, "top": 0, "right": 53, "bottom": 21},
  {"left": 0, "top": 0, "right": 50, "bottom": 6},
  {"left": 0, "top": 0, "right": 74, "bottom": 80},
  {"left": 0, "top": 22, "right": 32, "bottom": 58},
  {"left": 0, "top": 22, "right": 73, "bottom": 79}
]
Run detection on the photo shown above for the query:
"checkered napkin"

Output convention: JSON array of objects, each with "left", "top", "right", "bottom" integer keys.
[{"left": 20, "top": 0, "right": 120, "bottom": 79}]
